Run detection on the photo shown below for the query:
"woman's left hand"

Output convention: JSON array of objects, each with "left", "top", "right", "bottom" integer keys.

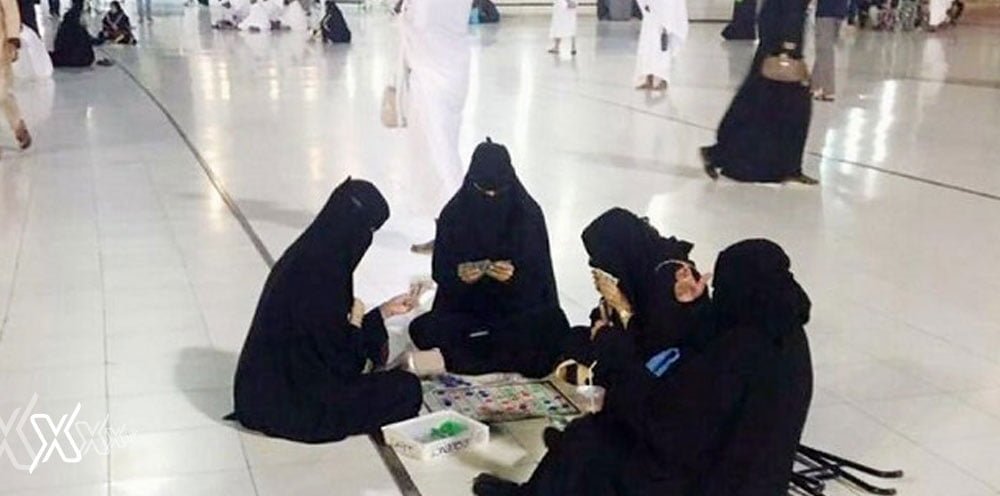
[
  {"left": 674, "top": 265, "right": 710, "bottom": 303},
  {"left": 350, "top": 298, "right": 366, "bottom": 327},
  {"left": 379, "top": 293, "right": 416, "bottom": 319}
]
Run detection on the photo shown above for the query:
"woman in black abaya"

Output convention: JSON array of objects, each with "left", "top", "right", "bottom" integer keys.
[
  {"left": 319, "top": 0, "right": 351, "bottom": 43},
  {"left": 702, "top": 0, "right": 818, "bottom": 184},
  {"left": 558, "top": 208, "right": 709, "bottom": 370},
  {"left": 475, "top": 238, "right": 813, "bottom": 496},
  {"left": 721, "top": 0, "right": 758, "bottom": 40},
  {"left": 409, "top": 139, "right": 569, "bottom": 378},
  {"left": 229, "top": 179, "right": 422, "bottom": 443},
  {"left": 49, "top": 0, "right": 96, "bottom": 68}
]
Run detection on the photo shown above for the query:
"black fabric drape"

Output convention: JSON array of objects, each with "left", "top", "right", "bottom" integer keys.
[
  {"left": 504, "top": 239, "right": 813, "bottom": 496},
  {"left": 577, "top": 208, "right": 706, "bottom": 362},
  {"left": 231, "top": 179, "right": 421, "bottom": 443},
  {"left": 722, "top": 0, "right": 758, "bottom": 40},
  {"left": 49, "top": 1, "right": 95, "bottom": 67},
  {"left": 321, "top": 1, "right": 351, "bottom": 43},
  {"left": 410, "top": 139, "right": 567, "bottom": 377},
  {"left": 706, "top": 0, "right": 812, "bottom": 182}
]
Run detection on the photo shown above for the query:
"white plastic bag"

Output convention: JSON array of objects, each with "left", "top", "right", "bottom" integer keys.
[{"left": 12, "top": 28, "right": 53, "bottom": 81}]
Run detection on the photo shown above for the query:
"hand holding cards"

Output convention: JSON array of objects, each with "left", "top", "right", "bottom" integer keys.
[{"left": 458, "top": 260, "right": 515, "bottom": 283}]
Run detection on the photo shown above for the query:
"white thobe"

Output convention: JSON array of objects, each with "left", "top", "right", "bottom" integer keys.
[
  {"left": 278, "top": 1, "right": 308, "bottom": 31},
  {"left": 400, "top": 0, "right": 472, "bottom": 216},
  {"left": 549, "top": 0, "right": 578, "bottom": 39},
  {"left": 239, "top": 0, "right": 272, "bottom": 30},
  {"left": 927, "top": 0, "right": 948, "bottom": 26},
  {"left": 633, "top": 0, "right": 689, "bottom": 85}
]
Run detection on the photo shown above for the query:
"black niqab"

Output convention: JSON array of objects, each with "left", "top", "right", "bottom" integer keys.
[
  {"left": 432, "top": 139, "right": 557, "bottom": 317},
  {"left": 712, "top": 239, "right": 811, "bottom": 342},
  {"left": 231, "top": 179, "right": 406, "bottom": 443},
  {"left": 580, "top": 208, "right": 704, "bottom": 356}
]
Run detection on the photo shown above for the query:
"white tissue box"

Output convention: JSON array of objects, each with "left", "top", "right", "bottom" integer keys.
[{"left": 382, "top": 411, "right": 489, "bottom": 461}]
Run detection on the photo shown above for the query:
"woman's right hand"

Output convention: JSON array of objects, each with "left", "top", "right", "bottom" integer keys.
[{"left": 458, "top": 262, "right": 486, "bottom": 284}]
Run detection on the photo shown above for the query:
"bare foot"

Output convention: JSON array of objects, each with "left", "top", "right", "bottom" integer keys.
[{"left": 15, "top": 122, "right": 31, "bottom": 150}]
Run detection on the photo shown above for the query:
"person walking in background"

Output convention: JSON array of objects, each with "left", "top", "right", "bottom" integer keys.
[
  {"left": 634, "top": 0, "right": 688, "bottom": 90},
  {"left": 812, "top": 0, "right": 847, "bottom": 101},
  {"left": 138, "top": 0, "right": 152, "bottom": 23},
  {"left": 548, "top": 0, "right": 577, "bottom": 56},
  {"left": 48, "top": 0, "right": 58, "bottom": 17},
  {"left": 1, "top": 0, "right": 33, "bottom": 155},
  {"left": 701, "top": 0, "right": 817, "bottom": 184},
  {"left": 721, "top": 0, "right": 757, "bottom": 39},
  {"left": 398, "top": 0, "right": 472, "bottom": 254}
]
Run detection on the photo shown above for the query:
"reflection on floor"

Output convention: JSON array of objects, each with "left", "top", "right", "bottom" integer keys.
[{"left": 1, "top": 6, "right": 1000, "bottom": 496}]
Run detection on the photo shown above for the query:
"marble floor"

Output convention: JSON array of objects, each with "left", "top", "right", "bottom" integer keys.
[{"left": 2, "top": 5, "right": 1000, "bottom": 496}]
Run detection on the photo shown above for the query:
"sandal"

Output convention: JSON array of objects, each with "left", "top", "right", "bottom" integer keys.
[
  {"left": 700, "top": 146, "right": 719, "bottom": 180},
  {"left": 784, "top": 173, "right": 819, "bottom": 185}
]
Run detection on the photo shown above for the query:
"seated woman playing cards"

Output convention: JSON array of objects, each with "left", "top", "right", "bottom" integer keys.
[
  {"left": 228, "top": 179, "right": 422, "bottom": 443},
  {"left": 408, "top": 138, "right": 570, "bottom": 378}
]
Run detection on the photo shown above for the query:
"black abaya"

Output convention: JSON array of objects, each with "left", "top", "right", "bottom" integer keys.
[
  {"left": 49, "top": 2, "right": 96, "bottom": 68},
  {"left": 478, "top": 239, "right": 813, "bottom": 496},
  {"left": 571, "top": 208, "right": 707, "bottom": 365},
  {"left": 320, "top": 0, "right": 351, "bottom": 43},
  {"left": 409, "top": 139, "right": 568, "bottom": 378},
  {"left": 704, "top": 0, "right": 812, "bottom": 183},
  {"left": 230, "top": 179, "right": 422, "bottom": 443},
  {"left": 18, "top": 0, "right": 39, "bottom": 34},
  {"left": 721, "top": 0, "right": 757, "bottom": 40}
]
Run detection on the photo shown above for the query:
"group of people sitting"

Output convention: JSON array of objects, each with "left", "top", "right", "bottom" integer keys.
[
  {"left": 227, "top": 138, "right": 815, "bottom": 494},
  {"left": 46, "top": 0, "right": 135, "bottom": 69},
  {"left": 211, "top": 0, "right": 352, "bottom": 44},
  {"left": 855, "top": 0, "right": 964, "bottom": 31}
]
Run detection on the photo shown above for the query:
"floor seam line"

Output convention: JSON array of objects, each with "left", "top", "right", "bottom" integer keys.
[{"left": 103, "top": 48, "right": 422, "bottom": 496}]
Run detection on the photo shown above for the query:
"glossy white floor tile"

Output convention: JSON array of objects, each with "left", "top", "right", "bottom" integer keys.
[{"left": 0, "top": 5, "right": 998, "bottom": 496}]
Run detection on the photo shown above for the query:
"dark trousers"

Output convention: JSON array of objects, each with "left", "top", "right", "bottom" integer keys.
[{"left": 410, "top": 306, "right": 569, "bottom": 378}]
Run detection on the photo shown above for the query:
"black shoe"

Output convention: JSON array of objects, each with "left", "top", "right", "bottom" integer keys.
[
  {"left": 473, "top": 474, "right": 522, "bottom": 496},
  {"left": 700, "top": 146, "right": 719, "bottom": 180}
]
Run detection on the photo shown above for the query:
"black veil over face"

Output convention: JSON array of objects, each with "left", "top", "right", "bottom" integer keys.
[
  {"left": 284, "top": 178, "right": 389, "bottom": 314},
  {"left": 581, "top": 209, "right": 692, "bottom": 319},
  {"left": 446, "top": 139, "right": 523, "bottom": 256},
  {"left": 712, "top": 239, "right": 811, "bottom": 342},
  {"left": 581, "top": 208, "right": 706, "bottom": 355},
  {"left": 433, "top": 139, "right": 558, "bottom": 317}
]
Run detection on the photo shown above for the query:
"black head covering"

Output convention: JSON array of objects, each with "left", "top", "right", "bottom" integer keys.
[
  {"left": 581, "top": 208, "right": 692, "bottom": 319},
  {"left": 445, "top": 138, "right": 523, "bottom": 255},
  {"left": 582, "top": 208, "right": 705, "bottom": 356},
  {"left": 433, "top": 138, "right": 557, "bottom": 316},
  {"left": 712, "top": 239, "right": 811, "bottom": 342},
  {"left": 286, "top": 178, "right": 389, "bottom": 313}
]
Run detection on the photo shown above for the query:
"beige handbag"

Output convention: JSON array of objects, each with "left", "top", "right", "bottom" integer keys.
[
  {"left": 761, "top": 43, "right": 810, "bottom": 85},
  {"left": 381, "top": 85, "right": 406, "bottom": 128},
  {"left": 381, "top": 50, "right": 409, "bottom": 128}
]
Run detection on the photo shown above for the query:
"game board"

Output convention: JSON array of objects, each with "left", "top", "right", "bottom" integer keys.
[{"left": 423, "top": 379, "right": 581, "bottom": 423}]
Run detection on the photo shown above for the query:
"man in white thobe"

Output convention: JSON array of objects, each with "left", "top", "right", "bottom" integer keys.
[{"left": 634, "top": 0, "right": 688, "bottom": 90}]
